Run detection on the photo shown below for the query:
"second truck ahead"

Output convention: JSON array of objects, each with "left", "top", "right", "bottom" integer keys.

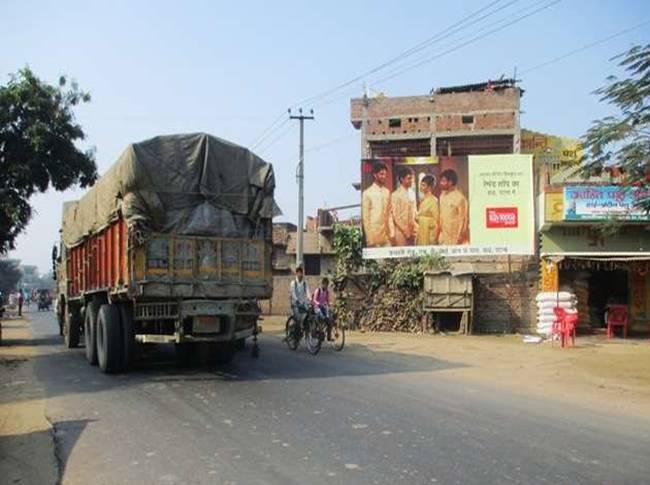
[{"left": 54, "top": 133, "right": 279, "bottom": 373}]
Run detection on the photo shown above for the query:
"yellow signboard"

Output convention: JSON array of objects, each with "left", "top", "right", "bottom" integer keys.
[{"left": 545, "top": 192, "right": 564, "bottom": 222}]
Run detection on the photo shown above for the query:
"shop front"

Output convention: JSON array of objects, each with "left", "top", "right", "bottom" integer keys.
[{"left": 540, "top": 223, "right": 650, "bottom": 335}]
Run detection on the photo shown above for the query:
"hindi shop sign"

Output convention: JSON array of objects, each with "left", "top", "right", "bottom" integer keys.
[
  {"left": 564, "top": 186, "right": 650, "bottom": 221},
  {"left": 360, "top": 154, "right": 535, "bottom": 259}
]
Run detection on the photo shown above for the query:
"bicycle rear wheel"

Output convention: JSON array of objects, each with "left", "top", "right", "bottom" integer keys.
[
  {"left": 330, "top": 321, "right": 345, "bottom": 351},
  {"left": 285, "top": 316, "right": 299, "bottom": 351},
  {"left": 305, "top": 317, "right": 322, "bottom": 355}
]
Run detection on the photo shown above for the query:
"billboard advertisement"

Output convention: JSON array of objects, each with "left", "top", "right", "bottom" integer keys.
[
  {"left": 564, "top": 185, "right": 650, "bottom": 221},
  {"left": 361, "top": 154, "right": 535, "bottom": 259}
]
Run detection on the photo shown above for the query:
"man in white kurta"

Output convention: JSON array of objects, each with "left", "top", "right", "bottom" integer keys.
[
  {"left": 439, "top": 169, "right": 469, "bottom": 245},
  {"left": 389, "top": 167, "right": 417, "bottom": 246},
  {"left": 362, "top": 162, "right": 391, "bottom": 247}
]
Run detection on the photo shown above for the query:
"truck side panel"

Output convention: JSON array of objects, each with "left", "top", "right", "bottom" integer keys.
[{"left": 67, "top": 218, "right": 129, "bottom": 298}]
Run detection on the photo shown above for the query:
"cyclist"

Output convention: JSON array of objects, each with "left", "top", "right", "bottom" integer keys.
[
  {"left": 290, "top": 266, "right": 311, "bottom": 329},
  {"left": 312, "top": 277, "right": 333, "bottom": 340}
]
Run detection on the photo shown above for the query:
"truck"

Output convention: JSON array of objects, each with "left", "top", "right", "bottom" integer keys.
[{"left": 54, "top": 133, "right": 279, "bottom": 373}]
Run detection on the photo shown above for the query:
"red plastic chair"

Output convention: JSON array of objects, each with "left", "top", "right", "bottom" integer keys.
[
  {"left": 552, "top": 307, "right": 578, "bottom": 348},
  {"left": 606, "top": 305, "right": 628, "bottom": 339}
]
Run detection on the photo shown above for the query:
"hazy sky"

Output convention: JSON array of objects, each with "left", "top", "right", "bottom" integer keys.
[{"left": 2, "top": 0, "right": 649, "bottom": 273}]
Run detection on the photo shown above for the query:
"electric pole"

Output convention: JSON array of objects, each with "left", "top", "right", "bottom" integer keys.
[{"left": 289, "top": 108, "right": 314, "bottom": 269}]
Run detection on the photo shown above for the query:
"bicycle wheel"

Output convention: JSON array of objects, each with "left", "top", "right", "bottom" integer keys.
[
  {"left": 285, "top": 316, "right": 299, "bottom": 351},
  {"left": 305, "top": 316, "right": 322, "bottom": 355},
  {"left": 329, "top": 321, "right": 345, "bottom": 352}
]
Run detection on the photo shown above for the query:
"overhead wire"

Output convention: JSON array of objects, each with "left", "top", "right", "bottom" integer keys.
[
  {"left": 368, "top": 0, "right": 562, "bottom": 88},
  {"left": 255, "top": 120, "right": 294, "bottom": 155},
  {"left": 247, "top": 0, "right": 518, "bottom": 146},
  {"left": 308, "top": 0, "right": 561, "bottom": 109},
  {"left": 519, "top": 18, "right": 650, "bottom": 75},
  {"left": 295, "top": 0, "right": 513, "bottom": 107}
]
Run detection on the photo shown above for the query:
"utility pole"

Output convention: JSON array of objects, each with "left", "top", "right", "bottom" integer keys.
[{"left": 288, "top": 108, "right": 314, "bottom": 269}]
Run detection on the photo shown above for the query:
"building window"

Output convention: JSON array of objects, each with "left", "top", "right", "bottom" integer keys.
[
  {"left": 304, "top": 255, "right": 321, "bottom": 275},
  {"left": 462, "top": 115, "right": 474, "bottom": 124},
  {"left": 389, "top": 118, "right": 401, "bottom": 128}
]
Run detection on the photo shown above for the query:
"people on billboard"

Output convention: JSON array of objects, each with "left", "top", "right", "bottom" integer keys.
[
  {"left": 362, "top": 162, "right": 391, "bottom": 247},
  {"left": 416, "top": 175, "right": 440, "bottom": 245},
  {"left": 438, "top": 169, "right": 469, "bottom": 245},
  {"left": 389, "top": 166, "right": 417, "bottom": 246}
]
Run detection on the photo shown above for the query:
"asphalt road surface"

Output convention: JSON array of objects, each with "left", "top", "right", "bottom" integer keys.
[{"left": 17, "top": 311, "right": 650, "bottom": 485}]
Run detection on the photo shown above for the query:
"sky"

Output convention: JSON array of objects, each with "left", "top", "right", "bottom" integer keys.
[{"left": 2, "top": 0, "right": 649, "bottom": 273}]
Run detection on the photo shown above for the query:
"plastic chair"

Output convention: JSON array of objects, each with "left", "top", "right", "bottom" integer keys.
[
  {"left": 606, "top": 305, "right": 628, "bottom": 339},
  {"left": 552, "top": 307, "right": 577, "bottom": 348}
]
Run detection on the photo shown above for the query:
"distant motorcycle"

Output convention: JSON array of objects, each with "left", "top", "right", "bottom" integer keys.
[{"left": 37, "top": 290, "right": 52, "bottom": 312}]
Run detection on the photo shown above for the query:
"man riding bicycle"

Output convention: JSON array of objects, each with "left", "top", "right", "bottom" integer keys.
[{"left": 290, "top": 266, "right": 311, "bottom": 328}]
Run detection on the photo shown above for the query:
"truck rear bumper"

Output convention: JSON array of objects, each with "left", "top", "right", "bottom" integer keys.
[{"left": 134, "top": 299, "right": 259, "bottom": 344}]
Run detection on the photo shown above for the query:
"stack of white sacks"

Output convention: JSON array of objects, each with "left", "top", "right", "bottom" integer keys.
[{"left": 535, "top": 291, "right": 578, "bottom": 337}]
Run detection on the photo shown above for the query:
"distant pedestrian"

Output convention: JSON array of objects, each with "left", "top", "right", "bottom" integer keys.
[{"left": 18, "top": 290, "right": 24, "bottom": 317}]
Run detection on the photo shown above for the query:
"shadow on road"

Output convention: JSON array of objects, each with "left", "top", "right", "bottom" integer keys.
[{"left": 16, "top": 329, "right": 468, "bottom": 406}]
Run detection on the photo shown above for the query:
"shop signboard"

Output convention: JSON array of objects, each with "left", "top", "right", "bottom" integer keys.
[
  {"left": 564, "top": 185, "right": 650, "bottom": 221},
  {"left": 360, "top": 154, "right": 535, "bottom": 259}
]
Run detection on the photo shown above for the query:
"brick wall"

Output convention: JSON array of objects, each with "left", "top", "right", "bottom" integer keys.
[{"left": 473, "top": 270, "right": 538, "bottom": 334}]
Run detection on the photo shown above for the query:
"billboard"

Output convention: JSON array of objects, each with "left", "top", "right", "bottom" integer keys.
[
  {"left": 361, "top": 154, "right": 535, "bottom": 259},
  {"left": 564, "top": 185, "right": 650, "bottom": 221}
]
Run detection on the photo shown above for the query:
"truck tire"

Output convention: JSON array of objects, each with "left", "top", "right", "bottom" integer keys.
[
  {"left": 96, "top": 304, "right": 122, "bottom": 374},
  {"left": 235, "top": 338, "right": 246, "bottom": 351},
  {"left": 64, "top": 304, "right": 81, "bottom": 349},
  {"left": 84, "top": 301, "right": 100, "bottom": 366},
  {"left": 118, "top": 303, "right": 136, "bottom": 372}
]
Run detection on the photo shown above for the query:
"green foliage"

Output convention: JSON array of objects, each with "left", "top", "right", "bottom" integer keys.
[
  {"left": 583, "top": 44, "right": 650, "bottom": 185},
  {"left": 331, "top": 223, "right": 448, "bottom": 331},
  {"left": 0, "top": 67, "right": 98, "bottom": 253},
  {"left": 0, "top": 259, "right": 22, "bottom": 296}
]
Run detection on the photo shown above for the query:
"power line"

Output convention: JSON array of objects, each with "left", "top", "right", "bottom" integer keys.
[
  {"left": 249, "top": 112, "right": 287, "bottom": 148},
  {"left": 295, "top": 0, "right": 513, "bottom": 107},
  {"left": 520, "top": 18, "right": 650, "bottom": 75},
  {"left": 309, "top": 0, "right": 560, "bottom": 109},
  {"left": 255, "top": 120, "right": 294, "bottom": 154},
  {"left": 248, "top": 0, "right": 517, "bottom": 145},
  {"left": 370, "top": 0, "right": 562, "bottom": 88}
]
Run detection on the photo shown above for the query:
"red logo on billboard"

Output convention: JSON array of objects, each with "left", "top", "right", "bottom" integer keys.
[{"left": 486, "top": 207, "right": 518, "bottom": 228}]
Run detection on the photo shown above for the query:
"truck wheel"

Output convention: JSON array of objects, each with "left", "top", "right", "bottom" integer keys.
[
  {"left": 84, "top": 301, "right": 99, "bottom": 366},
  {"left": 118, "top": 303, "right": 136, "bottom": 372},
  {"left": 214, "top": 342, "right": 235, "bottom": 365},
  {"left": 96, "top": 304, "right": 122, "bottom": 374},
  {"left": 235, "top": 338, "right": 246, "bottom": 351},
  {"left": 64, "top": 304, "right": 81, "bottom": 349}
]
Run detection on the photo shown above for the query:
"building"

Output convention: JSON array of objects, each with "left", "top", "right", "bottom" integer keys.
[
  {"left": 351, "top": 80, "right": 541, "bottom": 334},
  {"left": 350, "top": 79, "right": 521, "bottom": 159},
  {"left": 538, "top": 164, "right": 650, "bottom": 335}
]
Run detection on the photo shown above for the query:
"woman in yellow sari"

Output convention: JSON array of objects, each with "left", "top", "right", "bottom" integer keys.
[{"left": 416, "top": 175, "right": 440, "bottom": 245}]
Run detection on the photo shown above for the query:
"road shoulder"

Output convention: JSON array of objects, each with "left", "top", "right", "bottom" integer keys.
[{"left": 0, "top": 315, "right": 59, "bottom": 485}]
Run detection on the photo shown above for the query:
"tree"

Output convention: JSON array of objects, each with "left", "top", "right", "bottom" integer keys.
[
  {"left": 0, "top": 67, "right": 98, "bottom": 253},
  {"left": 0, "top": 259, "right": 22, "bottom": 296},
  {"left": 583, "top": 44, "right": 650, "bottom": 184}
]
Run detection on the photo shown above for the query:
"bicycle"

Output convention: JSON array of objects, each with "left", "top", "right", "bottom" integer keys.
[
  {"left": 285, "top": 306, "right": 321, "bottom": 355},
  {"left": 285, "top": 306, "right": 345, "bottom": 355},
  {"left": 312, "top": 308, "right": 345, "bottom": 353}
]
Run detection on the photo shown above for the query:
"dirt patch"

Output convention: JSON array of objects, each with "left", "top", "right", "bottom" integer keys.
[{"left": 263, "top": 315, "right": 650, "bottom": 419}]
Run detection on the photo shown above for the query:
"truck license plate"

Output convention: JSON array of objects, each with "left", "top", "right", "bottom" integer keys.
[{"left": 194, "top": 316, "right": 220, "bottom": 333}]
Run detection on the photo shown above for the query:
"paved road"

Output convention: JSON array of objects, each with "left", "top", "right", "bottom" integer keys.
[{"left": 18, "top": 311, "right": 650, "bottom": 485}]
